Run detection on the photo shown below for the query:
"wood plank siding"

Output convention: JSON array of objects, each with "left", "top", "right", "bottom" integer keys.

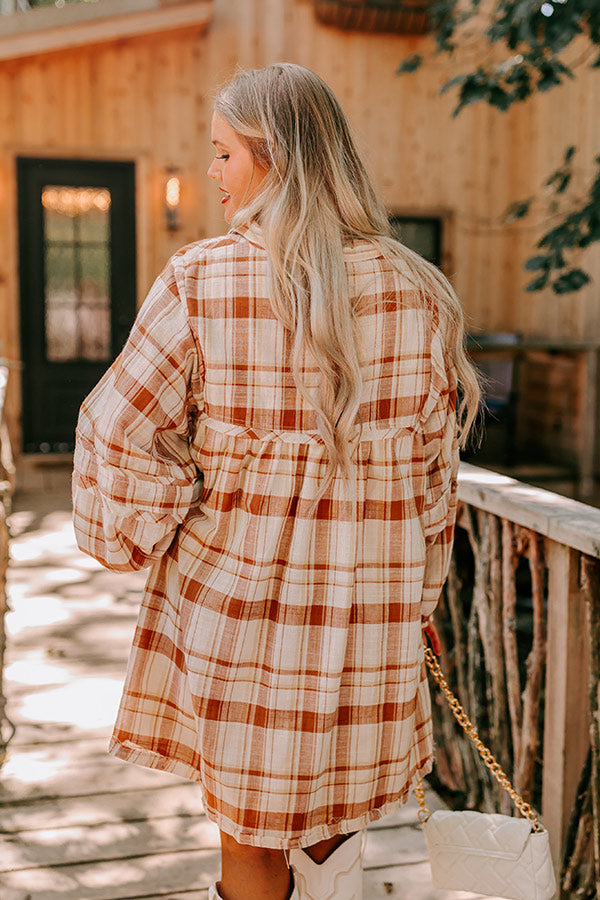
[{"left": 0, "top": 0, "right": 598, "bottom": 452}]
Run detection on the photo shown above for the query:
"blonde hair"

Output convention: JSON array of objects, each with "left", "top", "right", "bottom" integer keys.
[{"left": 214, "top": 63, "right": 480, "bottom": 503}]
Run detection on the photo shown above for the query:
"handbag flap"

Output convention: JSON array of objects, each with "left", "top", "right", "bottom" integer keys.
[{"left": 425, "top": 809, "right": 534, "bottom": 859}]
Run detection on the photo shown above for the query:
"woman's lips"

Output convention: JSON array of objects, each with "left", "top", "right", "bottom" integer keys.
[{"left": 220, "top": 191, "right": 230, "bottom": 205}]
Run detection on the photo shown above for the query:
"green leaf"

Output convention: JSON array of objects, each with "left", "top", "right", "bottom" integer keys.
[
  {"left": 552, "top": 269, "right": 591, "bottom": 294},
  {"left": 511, "top": 80, "right": 532, "bottom": 102},
  {"left": 545, "top": 169, "right": 571, "bottom": 194},
  {"left": 525, "top": 272, "right": 550, "bottom": 292},
  {"left": 393, "top": 0, "right": 600, "bottom": 305},
  {"left": 590, "top": 166, "right": 600, "bottom": 201},
  {"left": 537, "top": 59, "right": 573, "bottom": 92},
  {"left": 505, "top": 62, "right": 532, "bottom": 102},
  {"left": 538, "top": 216, "right": 584, "bottom": 250},
  {"left": 397, "top": 54, "right": 423, "bottom": 75},
  {"left": 440, "top": 73, "right": 468, "bottom": 94},
  {"left": 503, "top": 198, "right": 533, "bottom": 222},
  {"left": 524, "top": 255, "right": 551, "bottom": 271},
  {"left": 489, "top": 84, "right": 512, "bottom": 111},
  {"left": 582, "top": 212, "right": 600, "bottom": 244},
  {"left": 453, "top": 76, "right": 490, "bottom": 115}
]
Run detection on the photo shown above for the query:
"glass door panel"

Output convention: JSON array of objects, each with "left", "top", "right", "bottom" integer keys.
[
  {"left": 42, "top": 186, "right": 112, "bottom": 363},
  {"left": 18, "top": 158, "right": 136, "bottom": 453}
]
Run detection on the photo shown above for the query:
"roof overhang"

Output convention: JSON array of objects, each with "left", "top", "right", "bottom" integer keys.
[{"left": 0, "top": 0, "right": 214, "bottom": 62}]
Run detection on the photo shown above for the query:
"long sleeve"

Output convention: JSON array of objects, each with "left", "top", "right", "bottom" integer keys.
[
  {"left": 419, "top": 337, "right": 460, "bottom": 619},
  {"left": 72, "top": 258, "right": 204, "bottom": 571}
]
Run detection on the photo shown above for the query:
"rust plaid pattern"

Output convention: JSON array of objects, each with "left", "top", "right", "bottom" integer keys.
[{"left": 72, "top": 222, "right": 459, "bottom": 848}]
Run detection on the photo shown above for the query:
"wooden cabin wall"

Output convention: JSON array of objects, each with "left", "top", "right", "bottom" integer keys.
[{"left": 0, "top": 0, "right": 598, "bottom": 452}]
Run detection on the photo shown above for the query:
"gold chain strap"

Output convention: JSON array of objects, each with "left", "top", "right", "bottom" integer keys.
[
  {"left": 414, "top": 780, "right": 430, "bottom": 824},
  {"left": 416, "top": 647, "right": 544, "bottom": 834}
]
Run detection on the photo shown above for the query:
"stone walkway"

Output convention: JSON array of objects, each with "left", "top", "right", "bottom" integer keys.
[{"left": 0, "top": 461, "right": 499, "bottom": 900}]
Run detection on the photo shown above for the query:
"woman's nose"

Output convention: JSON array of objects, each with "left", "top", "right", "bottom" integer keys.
[{"left": 207, "top": 159, "right": 220, "bottom": 180}]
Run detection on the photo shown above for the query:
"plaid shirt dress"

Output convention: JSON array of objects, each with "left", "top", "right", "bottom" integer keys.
[{"left": 72, "top": 221, "right": 459, "bottom": 849}]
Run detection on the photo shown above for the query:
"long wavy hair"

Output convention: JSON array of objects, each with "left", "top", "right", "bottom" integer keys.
[{"left": 214, "top": 63, "right": 480, "bottom": 503}]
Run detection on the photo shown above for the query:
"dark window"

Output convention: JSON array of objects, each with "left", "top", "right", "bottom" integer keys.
[{"left": 389, "top": 215, "right": 442, "bottom": 268}]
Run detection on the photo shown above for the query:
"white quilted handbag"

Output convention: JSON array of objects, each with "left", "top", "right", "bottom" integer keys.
[{"left": 415, "top": 648, "right": 557, "bottom": 900}]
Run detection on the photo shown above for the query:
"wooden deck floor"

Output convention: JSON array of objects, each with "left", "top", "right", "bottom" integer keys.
[{"left": 0, "top": 466, "right": 497, "bottom": 900}]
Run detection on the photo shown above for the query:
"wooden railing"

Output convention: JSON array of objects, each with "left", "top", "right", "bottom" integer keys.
[
  {"left": 0, "top": 365, "right": 15, "bottom": 768},
  {"left": 0, "top": 388, "right": 596, "bottom": 893},
  {"left": 431, "top": 463, "right": 600, "bottom": 899}
]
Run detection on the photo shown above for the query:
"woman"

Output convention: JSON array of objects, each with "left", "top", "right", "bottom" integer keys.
[{"left": 73, "top": 63, "right": 480, "bottom": 900}]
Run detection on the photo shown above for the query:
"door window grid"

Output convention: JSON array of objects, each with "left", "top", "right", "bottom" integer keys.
[{"left": 42, "top": 186, "right": 112, "bottom": 363}]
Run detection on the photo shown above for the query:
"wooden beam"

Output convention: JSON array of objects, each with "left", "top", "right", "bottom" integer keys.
[
  {"left": 542, "top": 541, "right": 590, "bottom": 883},
  {"left": 0, "top": 0, "right": 214, "bottom": 62}
]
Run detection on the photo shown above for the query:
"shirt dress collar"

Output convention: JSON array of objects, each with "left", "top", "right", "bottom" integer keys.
[
  {"left": 230, "top": 220, "right": 383, "bottom": 260},
  {"left": 229, "top": 220, "right": 266, "bottom": 250}
]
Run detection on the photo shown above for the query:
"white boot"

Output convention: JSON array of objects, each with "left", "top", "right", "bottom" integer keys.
[
  {"left": 288, "top": 831, "right": 365, "bottom": 900},
  {"left": 208, "top": 879, "right": 300, "bottom": 899}
]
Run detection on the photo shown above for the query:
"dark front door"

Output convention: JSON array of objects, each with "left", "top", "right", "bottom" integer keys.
[{"left": 17, "top": 158, "right": 137, "bottom": 453}]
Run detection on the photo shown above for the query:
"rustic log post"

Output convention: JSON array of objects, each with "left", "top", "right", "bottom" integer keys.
[
  {"left": 488, "top": 514, "right": 511, "bottom": 814},
  {"left": 515, "top": 530, "right": 546, "bottom": 803},
  {"left": 454, "top": 464, "right": 600, "bottom": 891},
  {"left": 581, "top": 555, "right": 600, "bottom": 896},
  {"left": 437, "top": 551, "right": 484, "bottom": 801},
  {"left": 452, "top": 505, "right": 471, "bottom": 708},
  {"left": 542, "top": 541, "right": 590, "bottom": 883},
  {"left": 445, "top": 551, "right": 469, "bottom": 709},
  {"left": 561, "top": 749, "right": 594, "bottom": 896},
  {"left": 462, "top": 506, "right": 498, "bottom": 809},
  {"left": 469, "top": 509, "right": 493, "bottom": 663},
  {"left": 465, "top": 509, "right": 486, "bottom": 735},
  {"left": 430, "top": 589, "right": 470, "bottom": 794},
  {"left": 502, "top": 519, "right": 522, "bottom": 771}
]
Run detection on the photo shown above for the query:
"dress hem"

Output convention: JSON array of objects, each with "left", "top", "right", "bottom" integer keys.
[{"left": 107, "top": 736, "right": 434, "bottom": 849}]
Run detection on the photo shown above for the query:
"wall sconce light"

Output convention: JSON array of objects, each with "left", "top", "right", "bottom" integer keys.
[{"left": 164, "top": 168, "right": 181, "bottom": 231}]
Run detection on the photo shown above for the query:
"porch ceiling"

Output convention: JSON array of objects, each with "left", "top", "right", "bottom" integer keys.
[{"left": 0, "top": 0, "right": 214, "bottom": 62}]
